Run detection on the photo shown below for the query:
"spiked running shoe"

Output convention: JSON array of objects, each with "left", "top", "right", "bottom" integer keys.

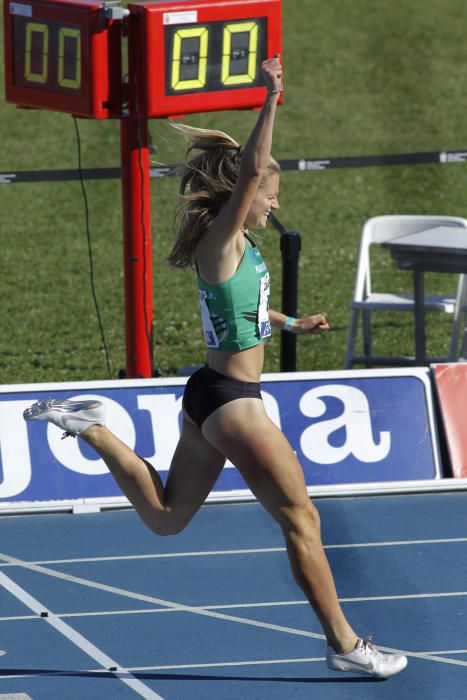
[
  {"left": 326, "top": 637, "right": 408, "bottom": 678},
  {"left": 23, "top": 399, "right": 105, "bottom": 438}
]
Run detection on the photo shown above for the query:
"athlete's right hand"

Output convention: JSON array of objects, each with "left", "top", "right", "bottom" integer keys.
[{"left": 262, "top": 54, "right": 283, "bottom": 94}]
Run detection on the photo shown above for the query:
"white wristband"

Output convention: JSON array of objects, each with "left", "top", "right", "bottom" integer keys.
[{"left": 283, "top": 316, "right": 296, "bottom": 332}]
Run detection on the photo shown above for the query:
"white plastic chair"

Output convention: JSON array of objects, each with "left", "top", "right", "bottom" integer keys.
[{"left": 345, "top": 215, "right": 467, "bottom": 368}]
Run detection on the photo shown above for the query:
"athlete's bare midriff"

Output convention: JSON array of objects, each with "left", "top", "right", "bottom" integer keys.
[{"left": 206, "top": 342, "right": 264, "bottom": 383}]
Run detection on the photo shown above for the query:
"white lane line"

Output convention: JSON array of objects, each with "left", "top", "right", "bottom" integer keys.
[
  {"left": 340, "top": 591, "right": 467, "bottom": 603},
  {"left": 327, "top": 537, "right": 467, "bottom": 549},
  {"left": 117, "top": 651, "right": 467, "bottom": 670},
  {"left": 424, "top": 649, "right": 467, "bottom": 656},
  {"left": 117, "top": 657, "right": 327, "bottom": 671},
  {"left": 0, "top": 552, "right": 329, "bottom": 643},
  {"left": 0, "top": 549, "right": 285, "bottom": 566},
  {"left": 0, "top": 658, "right": 326, "bottom": 682},
  {"left": 82, "top": 652, "right": 467, "bottom": 671},
  {"left": 0, "top": 570, "right": 164, "bottom": 700},
  {"left": 404, "top": 652, "right": 467, "bottom": 667},
  {"left": 201, "top": 591, "right": 467, "bottom": 607},
  {"left": 1, "top": 589, "right": 466, "bottom": 624},
  {"left": 2, "top": 648, "right": 467, "bottom": 684},
  {"left": 0, "top": 609, "right": 167, "bottom": 622},
  {"left": 1, "top": 536, "right": 467, "bottom": 568},
  {"left": 1, "top": 552, "right": 466, "bottom": 669},
  {"left": 0, "top": 657, "right": 322, "bottom": 682}
]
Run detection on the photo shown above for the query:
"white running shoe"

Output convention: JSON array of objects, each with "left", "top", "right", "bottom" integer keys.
[
  {"left": 23, "top": 399, "right": 105, "bottom": 438},
  {"left": 326, "top": 637, "right": 408, "bottom": 678}
]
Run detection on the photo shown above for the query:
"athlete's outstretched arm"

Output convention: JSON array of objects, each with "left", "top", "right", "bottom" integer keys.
[{"left": 269, "top": 308, "right": 329, "bottom": 335}]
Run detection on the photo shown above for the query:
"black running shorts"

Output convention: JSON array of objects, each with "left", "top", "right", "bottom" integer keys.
[{"left": 182, "top": 365, "right": 262, "bottom": 428}]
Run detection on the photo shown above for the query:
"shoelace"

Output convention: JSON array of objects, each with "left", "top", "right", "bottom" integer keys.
[
  {"left": 361, "top": 635, "right": 374, "bottom": 651},
  {"left": 361, "top": 636, "right": 387, "bottom": 663}
]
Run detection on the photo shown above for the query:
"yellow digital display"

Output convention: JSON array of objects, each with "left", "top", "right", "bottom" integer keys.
[
  {"left": 13, "top": 16, "right": 82, "bottom": 94},
  {"left": 221, "top": 21, "right": 258, "bottom": 86},
  {"left": 171, "top": 26, "right": 209, "bottom": 90},
  {"left": 165, "top": 18, "right": 266, "bottom": 95}
]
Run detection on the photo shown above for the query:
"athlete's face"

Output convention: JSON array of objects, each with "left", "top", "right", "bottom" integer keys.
[{"left": 244, "top": 172, "right": 280, "bottom": 229}]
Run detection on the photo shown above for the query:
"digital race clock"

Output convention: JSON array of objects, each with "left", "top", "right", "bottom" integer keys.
[
  {"left": 3, "top": 0, "right": 122, "bottom": 117},
  {"left": 128, "top": 0, "right": 282, "bottom": 118},
  {"left": 4, "top": 0, "right": 282, "bottom": 119}
]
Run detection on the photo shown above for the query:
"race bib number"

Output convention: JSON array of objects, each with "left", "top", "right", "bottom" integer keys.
[
  {"left": 258, "top": 273, "right": 272, "bottom": 339},
  {"left": 199, "top": 290, "right": 219, "bottom": 348}
]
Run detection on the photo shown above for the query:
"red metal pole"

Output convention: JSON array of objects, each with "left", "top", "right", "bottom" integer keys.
[{"left": 120, "top": 115, "right": 154, "bottom": 378}]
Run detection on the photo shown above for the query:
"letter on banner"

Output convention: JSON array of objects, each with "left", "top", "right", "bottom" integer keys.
[
  {"left": 299, "top": 385, "right": 391, "bottom": 464},
  {"left": 47, "top": 395, "right": 136, "bottom": 475},
  {"left": 0, "top": 400, "right": 33, "bottom": 498},
  {"left": 138, "top": 394, "right": 182, "bottom": 469}
]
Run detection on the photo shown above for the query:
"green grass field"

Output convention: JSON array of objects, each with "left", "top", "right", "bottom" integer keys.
[{"left": 2, "top": 0, "right": 467, "bottom": 383}]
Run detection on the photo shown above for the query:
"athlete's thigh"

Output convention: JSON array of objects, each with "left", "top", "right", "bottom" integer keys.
[
  {"left": 202, "top": 398, "right": 310, "bottom": 519},
  {"left": 164, "top": 412, "right": 226, "bottom": 521}
]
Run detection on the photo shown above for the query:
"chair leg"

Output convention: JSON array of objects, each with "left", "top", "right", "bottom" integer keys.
[
  {"left": 345, "top": 309, "right": 359, "bottom": 368},
  {"left": 449, "top": 275, "right": 467, "bottom": 361},
  {"left": 362, "top": 310, "right": 373, "bottom": 357},
  {"left": 449, "top": 318, "right": 460, "bottom": 361},
  {"left": 459, "top": 313, "right": 467, "bottom": 360}
]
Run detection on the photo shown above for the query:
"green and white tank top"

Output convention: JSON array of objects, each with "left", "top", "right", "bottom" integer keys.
[{"left": 197, "top": 233, "right": 272, "bottom": 351}]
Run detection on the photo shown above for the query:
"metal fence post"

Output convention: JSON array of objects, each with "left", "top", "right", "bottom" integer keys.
[{"left": 270, "top": 214, "right": 301, "bottom": 371}]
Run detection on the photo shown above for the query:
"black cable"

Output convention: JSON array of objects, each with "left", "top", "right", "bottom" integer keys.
[{"left": 73, "top": 117, "right": 112, "bottom": 379}]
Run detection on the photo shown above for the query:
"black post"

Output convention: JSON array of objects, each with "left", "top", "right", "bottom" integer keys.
[{"left": 269, "top": 214, "right": 301, "bottom": 372}]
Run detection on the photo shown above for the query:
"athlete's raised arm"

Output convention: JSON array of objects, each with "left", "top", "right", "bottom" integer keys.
[{"left": 207, "top": 55, "right": 283, "bottom": 249}]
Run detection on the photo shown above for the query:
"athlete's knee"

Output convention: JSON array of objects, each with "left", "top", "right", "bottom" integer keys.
[
  {"left": 153, "top": 522, "right": 184, "bottom": 537},
  {"left": 144, "top": 511, "right": 190, "bottom": 537}
]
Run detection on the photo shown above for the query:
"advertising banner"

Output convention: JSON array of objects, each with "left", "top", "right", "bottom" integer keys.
[{"left": 0, "top": 368, "right": 441, "bottom": 512}]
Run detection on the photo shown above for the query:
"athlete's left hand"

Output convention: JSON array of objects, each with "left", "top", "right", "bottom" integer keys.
[{"left": 294, "top": 314, "right": 329, "bottom": 335}]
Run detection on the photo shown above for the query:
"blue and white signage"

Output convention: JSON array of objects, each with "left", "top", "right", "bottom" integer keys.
[{"left": 0, "top": 368, "right": 441, "bottom": 511}]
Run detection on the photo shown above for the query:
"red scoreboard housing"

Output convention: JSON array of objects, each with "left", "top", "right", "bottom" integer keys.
[
  {"left": 128, "top": 0, "right": 282, "bottom": 118},
  {"left": 3, "top": 0, "right": 122, "bottom": 118}
]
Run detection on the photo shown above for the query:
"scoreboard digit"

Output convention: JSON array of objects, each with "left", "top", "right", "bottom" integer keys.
[
  {"left": 128, "top": 0, "right": 282, "bottom": 118},
  {"left": 3, "top": 0, "right": 122, "bottom": 118}
]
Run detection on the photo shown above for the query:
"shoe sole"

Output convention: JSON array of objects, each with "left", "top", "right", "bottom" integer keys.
[
  {"left": 327, "top": 656, "right": 408, "bottom": 678},
  {"left": 24, "top": 400, "right": 103, "bottom": 421}
]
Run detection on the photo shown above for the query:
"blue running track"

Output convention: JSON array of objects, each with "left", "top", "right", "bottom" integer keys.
[{"left": 0, "top": 492, "right": 466, "bottom": 699}]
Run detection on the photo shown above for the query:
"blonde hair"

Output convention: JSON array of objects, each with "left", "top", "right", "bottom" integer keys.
[{"left": 167, "top": 123, "right": 280, "bottom": 269}]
